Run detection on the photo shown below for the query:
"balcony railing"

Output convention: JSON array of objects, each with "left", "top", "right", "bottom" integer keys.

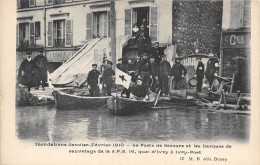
[
  {"left": 54, "top": 38, "right": 65, "bottom": 47},
  {"left": 19, "top": 40, "right": 29, "bottom": 48}
]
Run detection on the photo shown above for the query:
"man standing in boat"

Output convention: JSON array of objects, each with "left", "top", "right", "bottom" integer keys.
[
  {"left": 159, "top": 54, "right": 172, "bottom": 96},
  {"left": 87, "top": 64, "right": 100, "bottom": 97},
  {"left": 171, "top": 56, "right": 187, "bottom": 90},
  {"left": 138, "top": 53, "right": 151, "bottom": 87},
  {"left": 195, "top": 57, "right": 205, "bottom": 92},
  {"left": 205, "top": 52, "right": 219, "bottom": 88},
  {"left": 130, "top": 76, "right": 149, "bottom": 101},
  {"left": 102, "top": 61, "right": 115, "bottom": 96}
]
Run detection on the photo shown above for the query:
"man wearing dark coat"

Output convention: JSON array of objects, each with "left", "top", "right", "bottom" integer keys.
[
  {"left": 131, "top": 77, "right": 149, "bottom": 100},
  {"left": 102, "top": 61, "right": 115, "bottom": 96},
  {"left": 136, "top": 24, "right": 151, "bottom": 55},
  {"left": 171, "top": 57, "right": 187, "bottom": 90},
  {"left": 159, "top": 55, "right": 172, "bottom": 96},
  {"left": 195, "top": 57, "right": 205, "bottom": 92},
  {"left": 150, "top": 42, "right": 163, "bottom": 65},
  {"left": 205, "top": 52, "right": 219, "bottom": 88},
  {"left": 34, "top": 53, "right": 49, "bottom": 89},
  {"left": 18, "top": 53, "right": 36, "bottom": 92},
  {"left": 150, "top": 57, "right": 160, "bottom": 93},
  {"left": 138, "top": 53, "right": 151, "bottom": 87},
  {"left": 87, "top": 64, "right": 100, "bottom": 97}
]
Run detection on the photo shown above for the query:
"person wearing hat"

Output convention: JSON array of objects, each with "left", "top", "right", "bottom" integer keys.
[
  {"left": 136, "top": 23, "right": 151, "bottom": 55},
  {"left": 150, "top": 42, "right": 163, "bottom": 65},
  {"left": 205, "top": 52, "right": 219, "bottom": 88},
  {"left": 130, "top": 76, "right": 149, "bottom": 100},
  {"left": 87, "top": 64, "right": 100, "bottom": 96},
  {"left": 34, "top": 53, "right": 49, "bottom": 90},
  {"left": 102, "top": 61, "right": 115, "bottom": 96},
  {"left": 171, "top": 56, "right": 187, "bottom": 90},
  {"left": 116, "top": 58, "right": 124, "bottom": 71},
  {"left": 159, "top": 54, "right": 172, "bottom": 96},
  {"left": 138, "top": 53, "right": 151, "bottom": 87},
  {"left": 17, "top": 52, "right": 36, "bottom": 92},
  {"left": 195, "top": 57, "right": 205, "bottom": 92}
]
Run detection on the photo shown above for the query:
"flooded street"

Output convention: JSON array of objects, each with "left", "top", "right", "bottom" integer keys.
[{"left": 16, "top": 103, "right": 250, "bottom": 142}]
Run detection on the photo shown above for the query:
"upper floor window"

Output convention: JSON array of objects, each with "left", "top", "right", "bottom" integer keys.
[
  {"left": 86, "top": 11, "right": 110, "bottom": 41},
  {"left": 47, "top": 19, "right": 73, "bottom": 47},
  {"left": 47, "top": 0, "right": 73, "bottom": 5},
  {"left": 17, "top": 22, "right": 36, "bottom": 48},
  {"left": 18, "top": 0, "right": 35, "bottom": 9}
]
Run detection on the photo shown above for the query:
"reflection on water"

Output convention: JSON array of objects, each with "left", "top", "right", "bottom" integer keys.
[{"left": 16, "top": 103, "right": 250, "bottom": 142}]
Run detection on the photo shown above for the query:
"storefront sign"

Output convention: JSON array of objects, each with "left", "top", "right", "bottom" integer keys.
[
  {"left": 46, "top": 50, "right": 76, "bottom": 62},
  {"left": 222, "top": 33, "right": 250, "bottom": 49}
]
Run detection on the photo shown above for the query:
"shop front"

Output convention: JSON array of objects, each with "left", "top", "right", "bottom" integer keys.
[{"left": 221, "top": 29, "right": 250, "bottom": 93}]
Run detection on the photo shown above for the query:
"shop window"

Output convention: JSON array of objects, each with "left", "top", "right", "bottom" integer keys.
[
  {"left": 47, "top": 19, "right": 73, "bottom": 47},
  {"left": 124, "top": 6, "right": 158, "bottom": 42},
  {"left": 35, "top": 22, "right": 41, "bottom": 39}
]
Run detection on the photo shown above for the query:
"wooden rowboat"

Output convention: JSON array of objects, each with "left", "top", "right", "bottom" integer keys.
[
  {"left": 107, "top": 91, "right": 160, "bottom": 115},
  {"left": 53, "top": 89, "right": 110, "bottom": 110}
]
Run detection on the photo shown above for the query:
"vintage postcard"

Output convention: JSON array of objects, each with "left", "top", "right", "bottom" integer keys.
[{"left": 1, "top": 0, "right": 260, "bottom": 164}]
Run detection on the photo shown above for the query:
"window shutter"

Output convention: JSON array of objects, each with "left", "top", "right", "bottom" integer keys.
[
  {"left": 47, "top": 21, "right": 53, "bottom": 47},
  {"left": 107, "top": 11, "right": 111, "bottom": 37},
  {"left": 29, "top": 0, "right": 35, "bottom": 7},
  {"left": 125, "top": 9, "right": 132, "bottom": 36},
  {"left": 104, "top": 12, "right": 108, "bottom": 37},
  {"left": 16, "top": 24, "right": 19, "bottom": 47},
  {"left": 150, "top": 6, "right": 159, "bottom": 42},
  {"left": 17, "top": 0, "right": 21, "bottom": 9},
  {"left": 86, "top": 13, "right": 93, "bottom": 40},
  {"left": 47, "top": 0, "right": 53, "bottom": 4},
  {"left": 29, "top": 22, "right": 35, "bottom": 47},
  {"left": 65, "top": 19, "right": 73, "bottom": 47}
]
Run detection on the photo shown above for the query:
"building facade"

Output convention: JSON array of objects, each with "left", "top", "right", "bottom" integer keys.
[
  {"left": 221, "top": 0, "right": 251, "bottom": 93},
  {"left": 17, "top": 0, "right": 173, "bottom": 73}
]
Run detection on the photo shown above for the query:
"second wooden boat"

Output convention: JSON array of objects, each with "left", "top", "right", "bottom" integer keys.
[{"left": 53, "top": 89, "right": 110, "bottom": 110}]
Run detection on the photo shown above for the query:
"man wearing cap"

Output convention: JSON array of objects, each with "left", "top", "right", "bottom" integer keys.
[
  {"left": 102, "top": 61, "right": 115, "bottom": 96},
  {"left": 34, "top": 53, "right": 49, "bottom": 90},
  {"left": 18, "top": 52, "right": 36, "bottom": 92},
  {"left": 138, "top": 53, "right": 151, "bottom": 87},
  {"left": 130, "top": 76, "right": 149, "bottom": 101},
  {"left": 136, "top": 24, "right": 151, "bottom": 55},
  {"left": 116, "top": 58, "right": 124, "bottom": 71},
  {"left": 150, "top": 42, "right": 163, "bottom": 65},
  {"left": 87, "top": 64, "right": 100, "bottom": 96},
  {"left": 195, "top": 57, "right": 205, "bottom": 92},
  {"left": 159, "top": 54, "right": 172, "bottom": 96},
  {"left": 205, "top": 52, "right": 219, "bottom": 88},
  {"left": 171, "top": 56, "right": 187, "bottom": 90}
]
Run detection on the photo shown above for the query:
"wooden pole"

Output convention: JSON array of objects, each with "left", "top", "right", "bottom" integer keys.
[{"left": 110, "top": 0, "right": 116, "bottom": 70}]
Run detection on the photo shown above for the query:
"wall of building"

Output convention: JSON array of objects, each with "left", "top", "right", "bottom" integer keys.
[{"left": 172, "top": 0, "right": 223, "bottom": 57}]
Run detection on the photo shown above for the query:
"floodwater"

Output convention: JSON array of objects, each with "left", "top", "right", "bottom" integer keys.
[{"left": 16, "top": 102, "right": 250, "bottom": 142}]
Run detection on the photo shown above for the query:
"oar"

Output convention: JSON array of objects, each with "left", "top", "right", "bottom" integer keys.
[{"left": 154, "top": 89, "right": 161, "bottom": 107}]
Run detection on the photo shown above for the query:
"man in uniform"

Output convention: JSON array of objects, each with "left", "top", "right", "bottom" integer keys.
[
  {"left": 205, "top": 52, "right": 219, "bottom": 88},
  {"left": 159, "top": 54, "right": 172, "bottom": 96},
  {"left": 195, "top": 57, "right": 204, "bottom": 92},
  {"left": 87, "top": 64, "right": 100, "bottom": 97},
  {"left": 138, "top": 53, "right": 151, "bottom": 87},
  {"left": 150, "top": 42, "right": 163, "bottom": 65},
  {"left": 130, "top": 76, "right": 149, "bottom": 101},
  {"left": 136, "top": 24, "right": 151, "bottom": 55},
  {"left": 18, "top": 52, "right": 36, "bottom": 92},
  {"left": 102, "top": 61, "right": 115, "bottom": 96},
  {"left": 171, "top": 56, "right": 187, "bottom": 90}
]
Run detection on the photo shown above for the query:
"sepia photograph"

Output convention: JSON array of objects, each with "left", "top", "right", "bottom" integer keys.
[{"left": 1, "top": 0, "right": 259, "bottom": 164}]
